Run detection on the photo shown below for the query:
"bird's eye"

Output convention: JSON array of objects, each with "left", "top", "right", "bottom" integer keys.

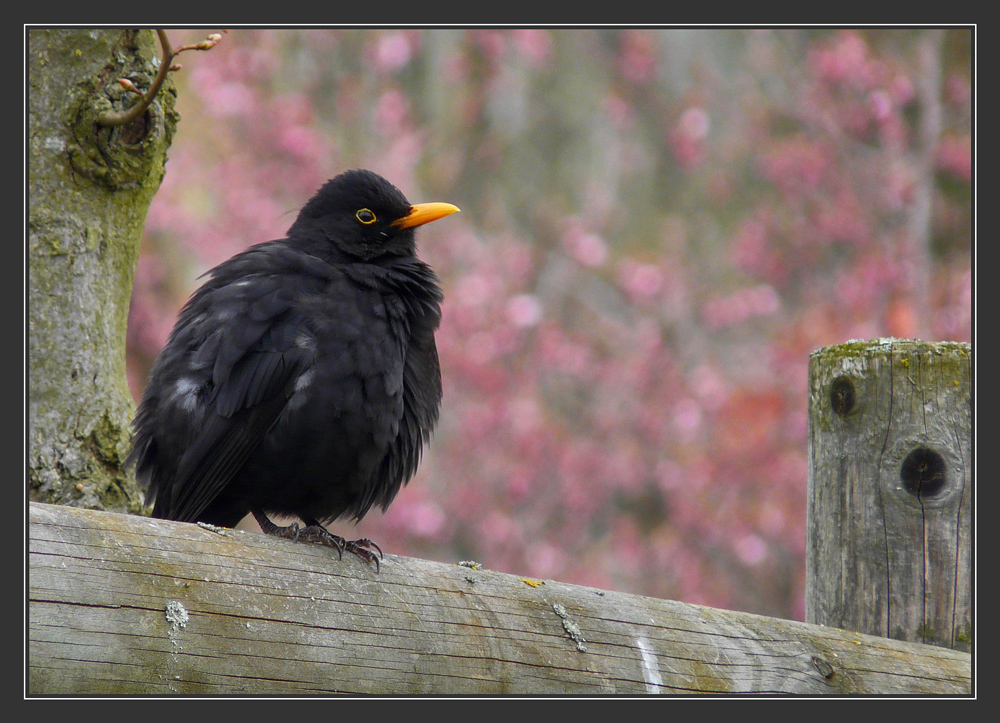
[{"left": 356, "top": 209, "right": 377, "bottom": 225}]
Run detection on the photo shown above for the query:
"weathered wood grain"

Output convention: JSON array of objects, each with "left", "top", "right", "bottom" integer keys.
[
  {"left": 28, "top": 502, "right": 969, "bottom": 695},
  {"left": 807, "top": 339, "right": 972, "bottom": 651}
]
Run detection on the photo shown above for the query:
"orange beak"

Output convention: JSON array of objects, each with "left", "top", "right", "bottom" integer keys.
[{"left": 393, "top": 202, "right": 460, "bottom": 230}]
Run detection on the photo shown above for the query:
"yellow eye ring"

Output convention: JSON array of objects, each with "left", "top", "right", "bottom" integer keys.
[{"left": 356, "top": 208, "right": 377, "bottom": 224}]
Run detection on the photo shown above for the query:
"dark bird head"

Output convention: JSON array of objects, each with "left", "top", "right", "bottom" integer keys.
[{"left": 289, "top": 169, "right": 459, "bottom": 261}]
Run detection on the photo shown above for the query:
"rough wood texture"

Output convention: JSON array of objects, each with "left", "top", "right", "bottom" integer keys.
[
  {"left": 806, "top": 339, "right": 972, "bottom": 651},
  {"left": 29, "top": 502, "right": 969, "bottom": 695}
]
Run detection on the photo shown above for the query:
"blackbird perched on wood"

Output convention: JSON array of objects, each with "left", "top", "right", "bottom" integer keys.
[{"left": 128, "top": 169, "right": 459, "bottom": 569}]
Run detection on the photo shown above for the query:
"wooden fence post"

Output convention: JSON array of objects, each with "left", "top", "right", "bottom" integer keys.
[{"left": 806, "top": 339, "right": 972, "bottom": 651}]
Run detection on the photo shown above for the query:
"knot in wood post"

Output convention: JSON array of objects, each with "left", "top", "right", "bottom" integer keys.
[{"left": 806, "top": 339, "right": 971, "bottom": 651}]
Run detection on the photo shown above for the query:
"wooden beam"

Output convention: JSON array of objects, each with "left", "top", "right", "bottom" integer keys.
[{"left": 28, "top": 502, "right": 970, "bottom": 695}]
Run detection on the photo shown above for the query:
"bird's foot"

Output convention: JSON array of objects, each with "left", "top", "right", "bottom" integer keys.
[
  {"left": 251, "top": 510, "right": 383, "bottom": 571},
  {"left": 301, "top": 519, "right": 383, "bottom": 572},
  {"left": 252, "top": 509, "right": 308, "bottom": 541},
  {"left": 341, "top": 537, "right": 384, "bottom": 573}
]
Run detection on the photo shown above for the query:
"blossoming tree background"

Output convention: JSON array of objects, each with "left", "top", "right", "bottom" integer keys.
[{"left": 127, "top": 28, "right": 972, "bottom": 621}]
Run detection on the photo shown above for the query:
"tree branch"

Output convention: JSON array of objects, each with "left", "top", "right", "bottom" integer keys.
[{"left": 98, "top": 29, "right": 223, "bottom": 127}]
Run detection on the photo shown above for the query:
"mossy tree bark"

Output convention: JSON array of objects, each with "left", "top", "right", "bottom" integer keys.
[{"left": 28, "top": 29, "right": 178, "bottom": 513}]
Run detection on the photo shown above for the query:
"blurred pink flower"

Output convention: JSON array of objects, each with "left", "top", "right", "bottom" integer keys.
[
  {"left": 207, "top": 82, "right": 257, "bottom": 118},
  {"left": 482, "top": 510, "right": 521, "bottom": 545},
  {"left": 672, "top": 398, "right": 703, "bottom": 440},
  {"left": 730, "top": 219, "right": 769, "bottom": 272},
  {"left": 889, "top": 74, "right": 916, "bottom": 105},
  {"left": 936, "top": 135, "right": 972, "bottom": 181},
  {"left": 759, "top": 138, "right": 829, "bottom": 193},
  {"left": 505, "top": 294, "right": 543, "bottom": 328},
  {"left": 374, "top": 32, "right": 413, "bottom": 72},
  {"left": 469, "top": 29, "right": 507, "bottom": 64},
  {"left": 277, "top": 125, "right": 320, "bottom": 160},
  {"left": 678, "top": 106, "right": 710, "bottom": 140},
  {"left": 668, "top": 106, "right": 710, "bottom": 171},
  {"left": 562, "top": 228, "right": 608, "bottom": 268},
  {"left": 512, "top": 29, "right": 552, "bottom": 67},
  {"left": 733, "top": 534, "right": 767, "bottom": 566},
  {"left": 618, "top": 31, "right": 657, "bottom": 84},
  {"left": 809, "top": 31, "right": 875, "bottom": 88},
  {"left": 528, "top": 542, "right": 567, "bottom": 578},
  {"left": 868, "top": 90, "right": 893, "bottom": 122},
  {"left": 945, "top": 73, "right": 971, "bottom": 105},
  {"left": 617, "top": 261, "right": 663, "bottom": 303},
  {"left": 603, "top": 93, "right": 634, "bottom": 129},
  {"left": 702, "top": 284, "right": 781, "bottom": 329},
  {"left": 374, "top": 89, "right": 410, "bottom": 137},
  {"left": 689, "top": 365, "right": 729, "bottom": 410},
  {"left": 759, "top": 502, "right": 788, "bottom": 537}
]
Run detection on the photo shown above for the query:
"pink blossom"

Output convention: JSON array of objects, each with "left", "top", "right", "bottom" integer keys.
[
  {"left": 277, "top": 125, "right": 319, "bottom": 159},
  {"left": 563, "top": 228, "right": 608, "bottom": 268},
  {"left": 702, "top": 284, "right": 781, "bottom": 329},
  {"left": 505, "top": 294, "right": 543, "bottom": 328},
  {"left": 618, "top": 31, "right": 658, "bottom": 84},
  {"left": 374, "top": 90, "right": 410, "bottom": 137},
  {"left": 374, "top": 32, "right": 413, "bottom": 72},
  {"left": 881, "top": 162, "right": 915, "bottom": 211},
  {"left": 482, "top": 510, "right": 521, "bottom": 545},
  {"left": 814, "top": 191, "right": 868, "bottom": 245},
  {"left": 868, "top": 90, "right": 893, "bottom": 123},
  {"left": 689, "top": 365, "right": 728, "bottom": 410},
  {"left": 443, "top": 50, "right": 470, "bottom": 83},
  {"left": 206, "top": 82, "right": 257, "bottom": 118},
  {"left": 667, "top": 106, "right": 710, "bottom": 170},
  {"left": 936, "top": 135, "right": 972, "bottom": 181},
  {"left": 505, "top": 397, "right": 543, "bottom": 435},
  {"left": 730, "top": 219, "right": 769, "bottom": 272},
  {"left": 759, "top": 502, "right": 788, "bottom": 537},
  {"left": 512, "top": 29, "right": 552, "bottom": 67},
  {"left": 454, "top": 272, "right": 496, "bottom": 308},
  {"left": 617, "top": 261, "right": 663, "bottom": 302},
  {"left": 672, "top": 398, "right": 703, "bottom": 440},
  {"left": 889, "top": 74, "right": 915, "bottom": 105},
  {"left": 733, "top": 534, "right": 767, "bottom": 566},
  {"left": 809, "top": 31, "right": 869, "bottom": 86},
  {"left": 654, "top": 459, "right": 684, "bottom": 492},
  {"left": 760, "top": 138, "right": 829, "bottom": 193},
  {"left": 603, "top": 94, "right": 633, "bottom": 129},
  {"left": 945, "top": 73, "right": 971, "bottom": 105},
  {"left": 469, "top": 29, "right": 506, "bottom": 64},
  {"left": 678, "top": 106, "right": 710, "bottom": 141},
  {"left": 407, "top": 501, "right": 446, "bottom": 537}
]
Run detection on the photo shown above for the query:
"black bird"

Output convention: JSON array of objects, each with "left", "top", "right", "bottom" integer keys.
[{"left": 128, "top": 169, "right": 458, "bottom": 569}]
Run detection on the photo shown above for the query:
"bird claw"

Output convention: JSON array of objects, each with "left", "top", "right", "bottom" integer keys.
[
  {"left": 253, "top": 512, "right": 302, "bottom": 540},
  {"left": 342, "top": 538, "right": 384, "bottom": 573},
  {"left": 293, "top": 524, "right": 346, "bottom": 559},
  {"left": 252, "top": 510, "right": 383, "bottom": 571},
  {"left": 349, "top": 537, "right": 383, "bottom": 558}
]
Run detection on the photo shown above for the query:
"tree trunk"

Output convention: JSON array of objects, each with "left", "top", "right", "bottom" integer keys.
[{"left": 27, "top": 29, "right": 178, "bottom": 512}]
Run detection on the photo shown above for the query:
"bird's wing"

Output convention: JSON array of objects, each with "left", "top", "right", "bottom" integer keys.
[
  {"left": 363, "top": 263, "right": 443, "bottom": 515},
  {"left": 133, "top": 245, "right": 321, "bottom": 523},
  {"left": 168, "top": 319, "right": 311, "bottom": 523}
]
